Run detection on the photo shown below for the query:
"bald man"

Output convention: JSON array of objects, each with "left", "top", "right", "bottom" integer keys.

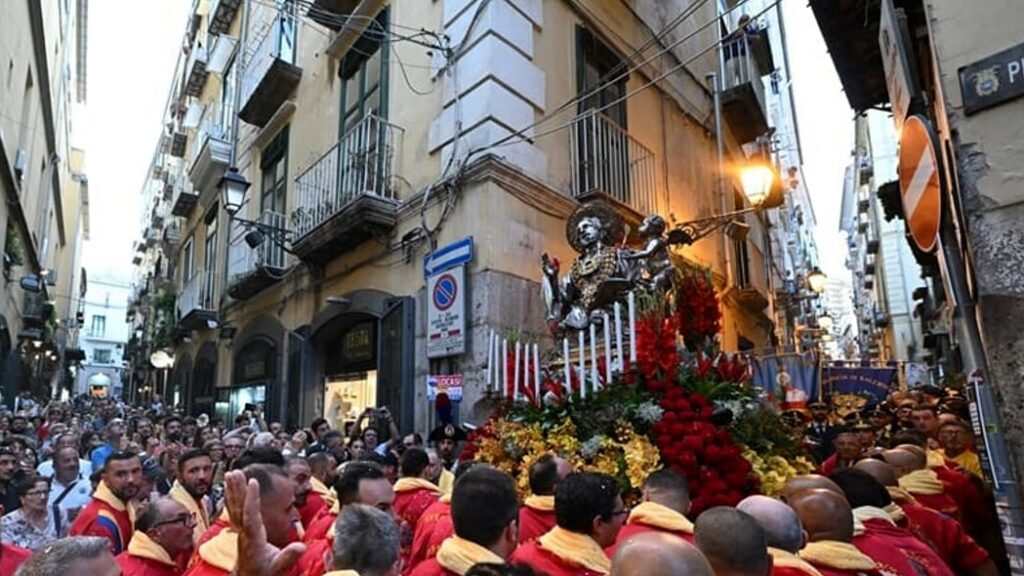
[
  {"left": 780, "top": 475, "right": 842, "bottom": 502},
  {"left": 610, "top": 531, "right": 713, "bottom": 576},
  {"left": 883, "top": 449, "right": 959, "bottom": 519},
  {"left": 737, "top": 496, "right": 822, "bottom": 576},
  {"left": 694, "top": 507, "right": 773, "bottom": 576},
  {"left": 606, "top": 469, "right": 694, "bottom": 557},
  {"left": 787, "top": 490, "right": 882, "bottom": 576},
  {"left": 829, "top": 469, "right": 955, "bottom": 576},
  {"left": 855, "top": 460, "right": 994, "bottom": 576}
]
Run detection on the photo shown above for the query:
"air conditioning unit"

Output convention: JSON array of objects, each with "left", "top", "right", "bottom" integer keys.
[{"left": 14, "top": 149, "right": 28, "bottom": 182}]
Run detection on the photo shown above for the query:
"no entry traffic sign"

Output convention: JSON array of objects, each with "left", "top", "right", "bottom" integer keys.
[{"left": 898, "top": 115, "right": 942, "bottom": 253}]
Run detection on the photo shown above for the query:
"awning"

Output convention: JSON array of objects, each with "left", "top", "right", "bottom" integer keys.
[{"left": 807, "top": 0, "right": 891, "bottom": 112}]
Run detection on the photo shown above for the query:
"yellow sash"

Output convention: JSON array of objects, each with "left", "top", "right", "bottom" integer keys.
[
  {"left": 439, "top": 468, "right": 455, "bottom": 497},
  {"left": 899, "top": 469, "right": 945, "bottom": 495},
  {"left": 330, "top": 497, "right": 341, "bottom": 515},
  {"left": 800, "top": 541, "right": 877, "bottom": 571},
  {"left": 627, "top": 501, "right": 694, "bottom": 534},
  {"left": 925, "top": 450, "right": 947, "bottom": 470},
  {"left": 311, "top": 477, "right": 338, "bottom": 508},
  {"left": 538, "top": 526, "right": 611, "bottom": 574},
  {"left": 886, "top": 486, "right": 917, "bottom": 504},
  {"left": 323, "top": 572, "right": 361, "bottom": 576},
  {"left": 852, "top": 506, "right": 895, "bottom": 536},
  {"left": 197, "top": 529, "right": 238, "bottom": 572},
  {"left": 126, "top": 531, "right": 178, "bottom": 567},
  {"left": 768, "top": 547, "right": 825, "bottom": 576},
  {"left": 440, "top": 493, "right": 452, "bottom": 504},
  {"left": 883, "top": 503, "right": 906, "bottom": 523},
  {"left": 523, "top": 495, "right": 555, "bottom": 512},
  {"left": 436, "top": 536, "right": 505, "bottom": 575},
  {"left": 170, "top": 480, "right": 210, "bottom": 544},
  {"left": 394, "top": 477, "right": 442, "bottom": 494}
]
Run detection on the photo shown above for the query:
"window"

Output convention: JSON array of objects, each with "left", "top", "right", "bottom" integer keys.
[
  {"left": 260, "top": 127, "right": 289, "bottom": 215},
  {"left": 90, "top": 315, "right": 106, "bottom": 338},
  {"left": 733, "top": 189, "right": 752, "bottom": 287},
  {"left": 93, "top": 349, "right": 112, "bottom": 364},
  {"left": 182, "top": 236, "right": 195, "bottom": 282},
  {"left": 221, "top": 58, "right": 238, "bottom": 138},
  {"left": 339, "top": 9, "right": 389, "bottom": 134},
  {"left": 203, "top": 206, "right": 219, "bottom": 306},
  {"left": 576, "top": 27, "right": 627, "bottom": 126},
  {"left": 276, "top": 2, "right": 297, "bottom": 64}
]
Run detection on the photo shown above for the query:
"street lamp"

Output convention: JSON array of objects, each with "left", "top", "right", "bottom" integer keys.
[
  {"left": 669, "top": 163, "right": 782, "bottom": 246},
  {"left": 806, "top": 267, "right": 827, "bottom": 294},
  {"left": 218, "top": 166, "right": 293, "bottom": 252},
  {"left": 818, "top": 312, "right": 834, "bottom": 333}
]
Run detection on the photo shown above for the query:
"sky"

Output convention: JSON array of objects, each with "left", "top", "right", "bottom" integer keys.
[
  {"left": 781, "top": 0, "right": 856, "bottom": 281},
  {"left": 79, "top": 0, "right": 853, "bottom": 286},
  {"left": 82, "top": 0, "right": 191, "bottom": 282}
]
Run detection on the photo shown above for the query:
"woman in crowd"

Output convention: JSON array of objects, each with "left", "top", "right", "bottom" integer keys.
[{"left": 0, "top": 474, "right": 61, "bottom": 549}]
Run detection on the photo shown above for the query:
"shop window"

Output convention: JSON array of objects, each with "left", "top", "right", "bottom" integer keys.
[{"left": 260, "top": 127, "right": 289, "bottom": 215}]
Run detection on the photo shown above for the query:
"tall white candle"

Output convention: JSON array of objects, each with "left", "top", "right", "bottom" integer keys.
[
  {"left": 521, "top": 341, "right": 530, "bottom": 402},
  {"left": 513, "top": 341, "right": 521, "bottom": 401},
  {"left": 534, "top": 343, "right": 541, "bottom": 403},
  {"left": 563, "top": 337, "right": 571, "bottom": 394},
  {"left": 486, "top": 329, "right": 494, "bottom": 388},
  {"left": 578, "top": 329, "right": 586, "bottom": 399},
  {"left": 492, "top": 332, "right": 499, "bottom": 391},
  {"left": 589, "top": 322, "right": 599, "bottom": 394},
  {"left": 628, "top": 291, "right": 637, "bottom": 364},
  {"left": 614, "top": 302, "right": 624, "bottom": 373},
  {"left": 501, "top": 338, "right": 508, "bottom": 398},
  {"left": 603, "top": 313, "right": 612, "bottom": 387}
]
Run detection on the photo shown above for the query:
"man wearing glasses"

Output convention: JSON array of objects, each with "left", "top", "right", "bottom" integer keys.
[{"left": 117, "top": 498, "right": 196, "bottom": 575}]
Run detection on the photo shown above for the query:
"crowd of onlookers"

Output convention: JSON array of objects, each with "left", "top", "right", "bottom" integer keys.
[{"left": 0, "top": 384, "right": 1008, "bottom": 576}]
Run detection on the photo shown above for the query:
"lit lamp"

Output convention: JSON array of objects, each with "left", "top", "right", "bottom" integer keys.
[
  {"left": 818, "top": 312, "right": 834, "bottom": 333},
  {"left": 739, "top": 165, "right": 776, "bottom": 207},
  {"left": 218, "top": 166, "right": 251, "bottom": 217},
  {"left": 806, "top": 266, "right": 827, "bottom": 294}
]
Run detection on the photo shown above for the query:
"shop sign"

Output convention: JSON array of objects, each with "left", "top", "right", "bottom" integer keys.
[
  {"left": 426, "top": 374, "right": 463, "bottom": 402},
  {"left": 341, "top": 322, "right": 375, "bottom": 364},
  {"left": 959, "top": 41, "right": 1024, "bottom": 114},
  {"left": 878, "top": 0, "right": 916, "bottom": 131},
  {"left": 427, "top": 265, "right": 466, "bottom": 358}
]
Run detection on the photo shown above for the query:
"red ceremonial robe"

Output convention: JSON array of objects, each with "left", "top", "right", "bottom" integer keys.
[
  {"left": 509, "top": 527, "right": 612, "bottom": 576},
  {"left": 887, "top": 489, "right": 991, "bottom": 573},
  {"left": 851, "top": 508, "right": 954, "bottom": 576},
  {"left": 304, "top": 505, "right": 338, "bottom": 544},
  {"left": 117, "top": 531, "right": 186, "bottom": 576},
  {"left": 408, "top": 496, "right": 453, "bottom": 572},
  {"left": 768, "top": 548, "right": 824, "bottom": 576},
  {"left": 393, "top": 478, "right": 442, "bottom": 561},
  {"left": 408, "top": 536, "right": 506, "bottom": 576},
  {"left": 819, "top": 454, "right": 857, "bottom": 476},
  {"left": 518, "top": 495, "right": 556, "bottom": 544},
  {"left": 0, "top": 543, "right": 31, "bottom": 575},
  {"left": 69, "top": 480, "right": 136, "bottom": 555},
  {"left": 604, "top": 501, "right": 695, "bottom": 558},
  {"left": 298, "top": 491, "right": 327, "bottom": 531},
  {"left": 899, "top": 469, "right": 959, "bottom": 519},
  {"left": 298, "top": 537, "right": 333, "bottom": 576}
]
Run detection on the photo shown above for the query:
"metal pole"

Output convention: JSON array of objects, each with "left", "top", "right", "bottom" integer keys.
[{"left": 708, "top": 72, "right": 734, "bottom": 288}]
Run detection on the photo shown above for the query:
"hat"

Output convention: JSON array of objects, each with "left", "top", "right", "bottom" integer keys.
[
  {"left": 428, "top": 423, "right": 467, "bottom": 443},
  {"left": 852, "top": 421, "right": 876, "bottom": 432},
  {"left": 807, "top": 400, "right": 828, "bottom": 409}
]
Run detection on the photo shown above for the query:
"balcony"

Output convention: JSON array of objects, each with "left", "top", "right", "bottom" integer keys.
[
  {"left": 239, "top": 13, "right": 302, "bottom": 127},
  {"left": 227, "top": 211, "right": 288, "bottom": 300},
  {"left": 188, "top": 115, "right": 232, "bottom": 202},
  {"left": 307, "top": 0, "right": 358, "bottom": 30},
  {"left": 171, "top": 171, "right": 200, "bottom": 217},
  {"left": 720, "top": 33, "right": 772, "bottom": 144},
  {"left": 183, "top": 44, "right": 210, "bottom": 97},
  {"left": 177, "top": 271, "right": 217, "bottom": 331},
  {"left": 569, "top": 109, "right": 657, "bottom": 217},
  {"left": 208, "top": 0, "right": 242, "bottom": 36},
  {"left": 22, "top": 292, "right": 51, "bottom": 329},
  {"left": 291, "top": 114, "right": 402, "bottom": 264},
  {"left": 170, "top": 131, "right": 188, "bottom": 158},
  {"left": 162, "top": 218, "right": 183, "bottom": 254},
  {"left": 144, "top": 227, "right": 161, "bottom": 247}
]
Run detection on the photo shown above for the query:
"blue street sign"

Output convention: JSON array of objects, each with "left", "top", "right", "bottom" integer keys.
[{"left": 424, "top": 237, "right": 474, "bottom": 278}]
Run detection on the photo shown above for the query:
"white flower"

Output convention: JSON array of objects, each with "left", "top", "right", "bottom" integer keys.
[
  {"left": 580, "top": 435, "right": 604, "bottom": 459},
  {"left": 633, "top": 401, "right": 664, "bottom": 424}
]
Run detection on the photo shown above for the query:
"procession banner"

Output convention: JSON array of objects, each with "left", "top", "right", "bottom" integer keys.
[
  {"left": 821, "top": 364, "right": 897, "bottom": 405},
  {"left": 751, "top": 352, "right": 819, "bottom": 410}
]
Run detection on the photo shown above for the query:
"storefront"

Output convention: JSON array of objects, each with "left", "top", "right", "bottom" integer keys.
[
  {"left": 192, "top": 343, "right": 217, "bottom": 420},
  {"left": 308, "top": 291, "right": 415, "bottom": 435},
  {"left": 222, "top": 338, "right": 277, "bottom": 425},
  {"left": 170, "top": 353, "right": 192, "bottom": 413}
]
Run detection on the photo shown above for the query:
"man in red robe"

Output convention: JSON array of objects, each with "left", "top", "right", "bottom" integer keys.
[
  {"left": 408, "top": 494, "right": 452, "bottom": 571},
  {"left": 819, "top": 429, "right": 862, "bottom": 476},
  {"left": 609, "top": 532, "right": 714, "bottom": 576},
  {"left": 297, "top": 460, "right": 396, "bottom": 576},
  {"left": 511, "top": 472, "right": 625, "bottom": 576},
  {"left": 607, "top": 469, "right": 695, "bottom": 558},
  {"left": 299, "top": 452, "right": 336, "bottom": 529},
  {"left": 788, "top": 490, "right": 885, "bottom": 576},
  {"left": 854, "top": 459, "right": 995, "bottom": 576},
  {"left": 519, "top": 454, "right": 570, "bottom": 543},
  {"left": 738, "top": 495, "right": 829, "bottom": 576},
  {"left": 70, "top": 451, "right": 143, "bottom": 555},
  {"left": 884, "top": 448, "right": 960, "bottom": 519},
  {"left": 183, "top": 464, "right": 300, "bottom": 576},
  {"left": 117, "top": 498, "right": 196, "bottom": 576},
  {"left": 393, "top": 448, "right": 441, "bottom": 561},
  {"left": 409, "top": 467, "right": 519, "bottom": 576},
  {"left": 829, "top": 468, "right": 955, "bottom": 576}
]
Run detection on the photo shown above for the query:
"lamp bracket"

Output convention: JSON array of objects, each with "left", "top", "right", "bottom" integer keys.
[{"left": 669, "top": 207, "right": 760, "bottom": 246}]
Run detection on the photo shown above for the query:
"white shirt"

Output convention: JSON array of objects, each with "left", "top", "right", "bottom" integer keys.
[
  {"left": 47, "top": 472, "right": 93, "bottom": 532},
  {"left": 37, "top": 458, "right": 92, "bottom": 480}
]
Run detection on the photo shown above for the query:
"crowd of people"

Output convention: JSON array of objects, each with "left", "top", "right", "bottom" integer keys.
[{"left": 0, "top": 386, "right": 1005, "bottom": 576}]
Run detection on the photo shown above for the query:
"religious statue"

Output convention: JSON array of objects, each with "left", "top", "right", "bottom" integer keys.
[
  {"left": 623, "top": 214, "right": 676, "bottom": 294},
  {"left": 542, "top": 202, "right": 632, "bottom": 331}
]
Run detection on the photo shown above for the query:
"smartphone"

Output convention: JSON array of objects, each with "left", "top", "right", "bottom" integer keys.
[{"left": 244, "top": 403, "right": 257, "bottom": 412}]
